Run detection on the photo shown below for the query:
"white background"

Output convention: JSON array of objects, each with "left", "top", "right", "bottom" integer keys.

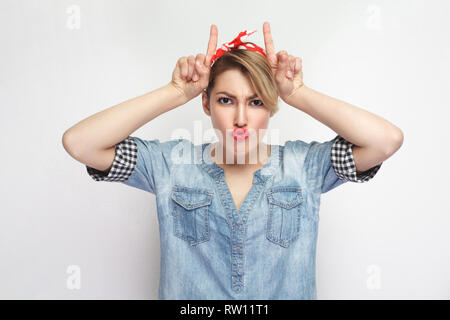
[{"left": 1, "top": 0, "right": 449, "bottom": 299}]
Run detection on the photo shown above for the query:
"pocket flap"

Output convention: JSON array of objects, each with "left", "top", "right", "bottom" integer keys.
[
  {"left": 266, "top": 186, "right": 303, "bottom": 209},
  {"left": 171, "top": 186, "right": 213, "bottom": 210}
]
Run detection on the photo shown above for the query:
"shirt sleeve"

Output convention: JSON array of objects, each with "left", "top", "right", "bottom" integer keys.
[
  {"left": 331, "top": 135, "right": 383, "bottom": 183},
  {"left": 305, "top": 135, "right": 382, "bottom": 194},
  {"left": 86, "top": 136, "right": 178, "bottom": 194},
  {"left": 86, "top": 136, "right": 138, "bottom": 182}
]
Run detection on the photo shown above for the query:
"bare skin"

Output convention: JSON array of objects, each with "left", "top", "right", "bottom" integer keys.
[
  {"left": 210, "top": 143, "right": 271, "bottom": 210},
  {"left": 202, "top": 68, "right": 273, "bottom": 211},
  {"left": 174, "top": 23, "right": 291, "bottom": 210}
]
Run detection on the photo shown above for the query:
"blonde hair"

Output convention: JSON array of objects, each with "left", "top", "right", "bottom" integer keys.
[{"left": 205, "top": 45, "right": 279, "bottom": 117}]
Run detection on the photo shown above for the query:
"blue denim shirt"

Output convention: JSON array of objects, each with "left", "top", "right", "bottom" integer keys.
[{"left": 86, "top": 135, "right": 382, "bottom": 299}]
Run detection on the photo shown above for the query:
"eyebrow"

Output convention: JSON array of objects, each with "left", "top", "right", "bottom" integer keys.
[{"left": 215, "top": 91, "right": 259, "bottom": 99}]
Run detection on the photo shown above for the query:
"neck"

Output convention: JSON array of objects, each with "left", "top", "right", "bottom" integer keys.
[{"left": 210, "top": 142, "right": 271, "bottom": 170}]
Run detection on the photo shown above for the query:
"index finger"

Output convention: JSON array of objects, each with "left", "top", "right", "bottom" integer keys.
[
  {"left": 263, "top": 22, "right": 276, "bottom": 61},
  {"left": 205, "top": 24, "right": 218, "bottom": 66}
]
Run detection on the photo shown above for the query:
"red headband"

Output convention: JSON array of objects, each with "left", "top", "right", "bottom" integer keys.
[{"left": 210, "top": 29, "right": 266, "bottom": 67}]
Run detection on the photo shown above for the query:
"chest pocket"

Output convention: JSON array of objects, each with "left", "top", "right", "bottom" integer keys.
[
  {"left": 265, "top": 186, "right": 304, "bottom": 248},
  {"left": 171, "top": 185, "right": 214, "bottom": 246}
]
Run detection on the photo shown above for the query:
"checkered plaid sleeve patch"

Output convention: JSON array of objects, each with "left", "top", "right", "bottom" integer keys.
[
  {"left": 86, "top": 136, "right": 137, "bottom": 182},
  {"left": 331, "top": 135, "right": 382, "bottom": 183}
]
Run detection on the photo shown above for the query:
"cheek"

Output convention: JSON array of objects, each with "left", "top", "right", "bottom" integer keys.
[
  {"left": 211, "top": 107, "right": 232, "bottom": 128},
  {"left": 210, "top": 108, "right": 231, "bottom": 140},
  {"left": 210, "top": 112, "right": 221, "bottom": 130},
  {"left": 250, "top": 111, "right": 270, "bottom": 130},
  {"left": 250, "top": 111, "right": 270, "bottom": 141}
]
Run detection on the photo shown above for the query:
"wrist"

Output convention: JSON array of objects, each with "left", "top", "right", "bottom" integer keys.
[
  {"left": 166, "top": 82, "right": 189, "bottom": 106},
  {"left": 283, "top": 84, "right": 309, "bottom": 110}
]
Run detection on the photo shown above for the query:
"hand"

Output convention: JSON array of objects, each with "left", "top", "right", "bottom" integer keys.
[
  {"left": 170, "top": 24, "right": 218, "bottom": 102},
  {"left": 263, "top": 21, "right": 304, "bottom": 104}
]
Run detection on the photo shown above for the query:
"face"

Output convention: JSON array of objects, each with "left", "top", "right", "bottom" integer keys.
[{"left": 202, "top": 69, "right": 271, "bottom": 166}]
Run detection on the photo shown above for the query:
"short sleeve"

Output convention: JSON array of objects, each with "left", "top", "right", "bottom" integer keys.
[
  {"left": 305, "top": 134, "right": 383, "bottom": 194},
  {"left": 331, "top": 135, "right": 382, "bottom": 183},
  {"left": 86, "top": 136, "right": 137, "bottom": 182},
  {"left": 304, "top": 135, "right": 346, "bottom": 194},
  {"left": 86, "top": 136, "right": 179, "bottom": 194}
]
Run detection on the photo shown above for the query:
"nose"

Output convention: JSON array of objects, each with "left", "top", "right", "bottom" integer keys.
[{"left": 234, "top": 103, "right": 248, "bottom": 128}]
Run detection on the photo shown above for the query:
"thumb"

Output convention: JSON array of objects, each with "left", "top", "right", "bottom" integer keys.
[
  {"left": 195, "top": 54, "right": 208, "bottom": 73},
  {"left": 195, "top": 59, "right": 206, "bottom": 75},
  {"left": 276, "top": 53, "right": 289, "bottom": 79},
  {"left": 192, "top": 55, "right": 207, "bottom": 82}
]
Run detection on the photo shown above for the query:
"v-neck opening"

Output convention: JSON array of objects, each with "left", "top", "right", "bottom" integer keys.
[
  {"left": 208, "top": 143, "right": 274, "bottom": 175},
  {"left": 199, "top": 142, "right": 282, "bottom": 222}
]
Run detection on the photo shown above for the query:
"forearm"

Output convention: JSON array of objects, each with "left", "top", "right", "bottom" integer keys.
[
  {"left": 286, "top": 85, "right": 403, "bottom": 154},
  {"left": 63, "top": 83, "right": 186, "bottom": 155}
]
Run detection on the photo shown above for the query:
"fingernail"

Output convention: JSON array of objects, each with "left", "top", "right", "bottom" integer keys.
[
  {"left": 287, "top": 70, "right": 293, "bottom": 78},
  {"left": 193, "top": 74, "right": 198, "bottom": 81}
]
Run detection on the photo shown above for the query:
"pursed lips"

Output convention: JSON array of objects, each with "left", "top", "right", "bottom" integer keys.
[{"left": 232, "top": 128, "right": 249, "bottom": 140}]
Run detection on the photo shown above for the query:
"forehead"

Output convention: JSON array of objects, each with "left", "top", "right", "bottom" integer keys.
[{"left": 213, "top": 69, "right": 254, "bottom": 93}]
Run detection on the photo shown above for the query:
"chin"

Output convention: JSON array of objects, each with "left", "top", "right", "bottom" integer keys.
[{"left": 232, "top": 139, "right": 261, "bottom": 157}]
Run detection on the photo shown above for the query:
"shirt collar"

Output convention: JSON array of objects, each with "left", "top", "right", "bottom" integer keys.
[{"left": 198, "top": 142, "right": 282, "bottom": 183}]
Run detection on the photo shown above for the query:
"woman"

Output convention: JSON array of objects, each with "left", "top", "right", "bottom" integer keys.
[{"left": 62, "top": 22, "right": 403, "bottom": 299}]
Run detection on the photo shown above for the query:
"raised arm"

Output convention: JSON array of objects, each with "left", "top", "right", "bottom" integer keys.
[
  {"left": 62, "top": 24, "right": 219, "bottom": 171},
  {"left": 62, "top": 83, "right": 186, "bottom": 162}
]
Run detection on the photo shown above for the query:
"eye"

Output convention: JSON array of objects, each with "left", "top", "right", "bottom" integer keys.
[
  {"left": 217, "top": 97, "right": 264, "bottom": 106},
  {"left": 251, "top": 99, "right": 264, "bottom": 106},
  {"left": 218, "top": 97, "right": 232, "bottom": 104}
]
